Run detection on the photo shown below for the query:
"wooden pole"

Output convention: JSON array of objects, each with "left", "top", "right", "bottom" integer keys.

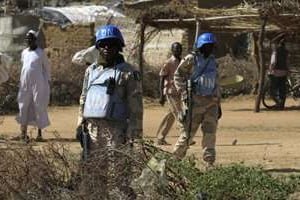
[
  {"left": 251, "top": 33, "right": 260, "bottom": 94},
  {"left": 194, "top": 16, "right": 201, "bottom": 44},
  {"left": 138, "top": 20, "right": 146, "bottom": 84},
  {"left": 254, "top": 16, "right": 268, "bottom": 112}
]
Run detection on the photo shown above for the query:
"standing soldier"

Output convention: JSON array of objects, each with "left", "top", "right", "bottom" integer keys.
[
  {"left": 16, "top": 30, "right": 51, "bottom": 142},
  {"left": 77, "top": 25, "right": 143, "bottom": 198},
  {"left": 156, "top": 42, "right": 183, "bottom": 145},
  {"left": 173, "top": 32, "right": 221, "bottom": 166}
]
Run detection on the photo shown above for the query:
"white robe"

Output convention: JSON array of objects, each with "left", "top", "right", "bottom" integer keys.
[
  {"left": 16, "top": 47, "right": 51, "bottom": 129},
  {"left": 0, "top": 52, "right": 12, "bottom": 85}
]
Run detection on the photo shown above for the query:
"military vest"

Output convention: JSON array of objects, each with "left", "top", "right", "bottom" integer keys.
[
  {"left": 191, "top": 54, "right": 217, "bottom": 96},
  {"left": 83, "top": 63, "right": 129, "bottom": 120}
]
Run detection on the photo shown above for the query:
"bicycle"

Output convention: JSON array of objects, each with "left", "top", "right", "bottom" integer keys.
[{"left": 262, "top": 70, "right": 300, "bottom": 109}]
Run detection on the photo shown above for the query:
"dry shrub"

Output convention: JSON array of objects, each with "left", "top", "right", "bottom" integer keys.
[
  {"left": 0, "top": 140, "right": 189, "bottom": 200},
  {"left": 1, "top": 140, "right": 297, "bottom": 200},
  {"left": 0, "top": 143, "right": 77, "bottom": 200}
]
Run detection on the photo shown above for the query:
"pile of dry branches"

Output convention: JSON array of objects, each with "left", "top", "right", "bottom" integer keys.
[{"left": 0, "top": 141, "right": 197, "bottom": 200}]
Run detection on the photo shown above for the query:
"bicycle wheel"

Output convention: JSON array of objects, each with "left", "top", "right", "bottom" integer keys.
[{"left": 262, "top": 79, "right": 277, "bottom": 109}]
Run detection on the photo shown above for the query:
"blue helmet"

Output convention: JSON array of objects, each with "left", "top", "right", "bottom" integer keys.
[
  {"left": 95, "top": 25, "right": 125, "bottom": 48},
  {"left": 196, "top": 32, "right": 216, "bottom": 49}
]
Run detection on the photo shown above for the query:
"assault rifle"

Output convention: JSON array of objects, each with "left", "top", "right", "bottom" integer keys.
[
  {"left": 186, "top": 79, "right": 193, "bottom": 146},
  {"left": 76, "top": 122, "right": 91, "bottom": 161}
]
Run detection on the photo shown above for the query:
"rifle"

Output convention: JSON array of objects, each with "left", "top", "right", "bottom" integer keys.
[
  {"left": 76, "top": 122, "right": 90, "bottom": 161},
  {"left": 186, "top": 79, "right": 193, "bottom": 146}
]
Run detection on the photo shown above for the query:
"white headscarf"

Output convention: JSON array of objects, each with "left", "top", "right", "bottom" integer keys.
[{"left": 26, "top": 30, "right": 38, "bottom": 38}]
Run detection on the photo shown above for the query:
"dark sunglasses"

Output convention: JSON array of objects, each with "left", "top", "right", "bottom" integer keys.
[{"left": 95, "top": 38, "right": 122, "bottom": 49}]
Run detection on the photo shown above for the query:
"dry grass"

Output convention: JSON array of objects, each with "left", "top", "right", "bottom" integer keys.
[{"left": 0, "top": 140, "right": 192, "bottom": 200}]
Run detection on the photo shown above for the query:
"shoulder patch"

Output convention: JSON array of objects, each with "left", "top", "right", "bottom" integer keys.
[{"left": 133, "top": 71, "right": 142, "bottom": 81}]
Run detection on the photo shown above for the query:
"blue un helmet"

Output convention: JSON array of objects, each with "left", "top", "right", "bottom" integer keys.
[
  {"left": 196, "top": 32, "right": 216, "bottom": 49},
  {"left": 95, "top": 25, "right": 125, "bottom": 49}
]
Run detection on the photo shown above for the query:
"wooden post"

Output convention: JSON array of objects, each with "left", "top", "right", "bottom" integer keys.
[
  {"left": 254, "top": 16, "right": 268, "bottom": 112},
  {"left": 138, "top": 20, "right": 146, "bottom": 84},
  {"left": 194, "top": 16, "right": 201, "bottom": 44},
  {"left": 251, "top": 33, "right": 260, "bottom": 94}
]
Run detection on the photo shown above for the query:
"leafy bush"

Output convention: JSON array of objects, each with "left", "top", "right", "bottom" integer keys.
[{"left": 182, "top": 164, "right": 299, "bottom": 200}]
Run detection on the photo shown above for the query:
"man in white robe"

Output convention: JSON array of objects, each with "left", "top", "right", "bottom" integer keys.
[{"left": 16, "top": 30, "right": 51, "bottom": 142}]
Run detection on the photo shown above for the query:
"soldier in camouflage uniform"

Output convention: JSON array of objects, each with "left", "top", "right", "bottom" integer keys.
[
  {"left": 77, "top": 25, "right": 143, "bottom": 199},
  {"left": 173, "top": 32, "right": 220, "bottom": 166}
]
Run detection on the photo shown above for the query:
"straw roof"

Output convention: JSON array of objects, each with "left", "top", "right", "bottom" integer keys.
[{"left": 123, "top": 0, "right": 300, "bottom": 32}]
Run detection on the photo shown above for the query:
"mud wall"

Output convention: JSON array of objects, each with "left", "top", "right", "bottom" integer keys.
[{"left": 42, "top": 23, "right": 95, "bottom": 105}]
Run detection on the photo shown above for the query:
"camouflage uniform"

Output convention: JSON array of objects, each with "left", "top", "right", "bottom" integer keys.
[
  {"left": 173, "top": 53, "right": 220, "bottom": 164},
  {"left": 77, "top": 57, "right": 143, "bottom": 197}
]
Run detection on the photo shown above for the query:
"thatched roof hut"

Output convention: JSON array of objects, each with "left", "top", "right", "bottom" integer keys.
[
  {"left": 124, "top": 0, "right": 300, "bottom": 30},
  {"left": 123, "top": 0, "right": 300, "bottom": 111}
]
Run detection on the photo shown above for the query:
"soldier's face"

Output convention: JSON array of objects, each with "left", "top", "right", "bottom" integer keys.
[
  {"left": 97, "top": 39, "right": 120, "bottom": 61},
  {"left": 201, "top": 43, "right": 214, "bottom": 57}
]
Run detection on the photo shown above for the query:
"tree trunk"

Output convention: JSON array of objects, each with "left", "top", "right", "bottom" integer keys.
[
  {"left": 138, "top": 21, "right": 146, "bottom": 85},
  {"left": 254, "top": 16, "right": 268, "bottom": 112}
]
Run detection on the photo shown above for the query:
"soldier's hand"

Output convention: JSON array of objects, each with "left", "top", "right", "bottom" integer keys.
[{"left": 159, "top": 95, "right": 166, "bottom": 106}]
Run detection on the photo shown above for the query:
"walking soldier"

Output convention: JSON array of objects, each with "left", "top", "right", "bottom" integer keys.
[{"left": 173, "top": 32, "right": 221, "bottom": 166}]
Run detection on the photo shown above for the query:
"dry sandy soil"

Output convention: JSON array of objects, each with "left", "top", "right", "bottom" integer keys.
[{"left": 1, "top": 96, "right": 300, "bottom": 171}]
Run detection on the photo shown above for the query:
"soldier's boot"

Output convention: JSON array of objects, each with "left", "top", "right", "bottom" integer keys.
[
  {"left": 173, "top": 145, "right": 189, "bottom": 159},
  {"left": 203, "top": 148, "right": 216, "bottom": 169},
  {"left": 157, "top": 138, "right": 170, "bottom": 145},
  {"left": 36, "top": 129, "right": 44, "bottom": 142}
]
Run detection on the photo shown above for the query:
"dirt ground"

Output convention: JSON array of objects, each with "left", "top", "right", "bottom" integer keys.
[{"left": 1, "top": 96, "right": 300, "bottom": 171}]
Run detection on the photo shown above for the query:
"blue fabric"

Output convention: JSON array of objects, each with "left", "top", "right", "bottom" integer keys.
[
  {"left": 191, "top": 54, "right": 217, "bottom": 96},
  {"left": 95, "top": 25, "right": 125, "bottom": 47},
  {"left": 83, "top": 63, "right": 129, "bottom": 120},
  {"left": 196, "top": 32, "right": 216, "bottom": 49}
]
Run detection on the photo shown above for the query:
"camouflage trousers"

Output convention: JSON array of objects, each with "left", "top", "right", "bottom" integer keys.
[
  {"left": 156, "top": 94, "right": 183, "bottom": 140},
  {"left": 80, "top": 119, "right": 135, "bottom": 200},
  {"left": 173, "top": 96, "right": 219, "bottom": 164}
]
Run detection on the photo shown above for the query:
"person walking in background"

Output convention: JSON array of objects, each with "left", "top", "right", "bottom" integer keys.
[
  {"left": 173, "top": 32, "right": 221, "bottom": 167},
  {"left": 156, "top": 42, "right": 183, "bottom": 145},
  {"left": 16, "top": 30, "right": 51, "bottom": 142},
  {"left": 268, "top": 34, "right": 289, "bottom": 110},
  {"left": 77, "top": 25, "right": 143, "bottom": 199}
]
